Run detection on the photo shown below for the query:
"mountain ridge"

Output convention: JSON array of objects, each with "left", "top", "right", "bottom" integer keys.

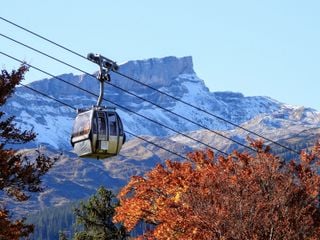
[{"left": 7, "top": 55, "right": 307, "bottom": 148}]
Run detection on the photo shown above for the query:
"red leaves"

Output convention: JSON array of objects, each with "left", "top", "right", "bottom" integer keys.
[
  {"left": 0, "top": 64, "right": 28, "bottom": 106},
  {"left": 115, "top": 141, "right": 320, "bottom": 239},
  {"left": 0, "top": 208, "right": 33, "bottom": 240}
]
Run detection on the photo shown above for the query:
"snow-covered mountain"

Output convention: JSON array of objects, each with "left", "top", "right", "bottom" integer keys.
[
  {"left": 3, "top": 55, "right": 320, "bottom": 214},
  {"left": 6, "top": 55, "right": 317, "bottom": 151}
]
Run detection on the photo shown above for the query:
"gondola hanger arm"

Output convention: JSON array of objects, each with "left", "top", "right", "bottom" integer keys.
[{"left": 87, "top": 53, "right": 119, "bottom": 106}]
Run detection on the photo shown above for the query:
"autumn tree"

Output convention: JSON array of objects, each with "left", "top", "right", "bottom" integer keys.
[
  {"left": 0, "top": 65, "right": 56, "bottom": 239},
  {"left": 73, "top": 186, "right": 128, "bottom": 240},
  {"left": 114, "top": 141, "right": 320, "bottom": 240}
]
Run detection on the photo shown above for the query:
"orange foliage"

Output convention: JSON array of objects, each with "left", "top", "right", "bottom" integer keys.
[
  {"left": 114, "top": 141, "right": 320, "bottom": 239},
  {"left": 0, "top": 208, "right": 33, "bottom": 240}
]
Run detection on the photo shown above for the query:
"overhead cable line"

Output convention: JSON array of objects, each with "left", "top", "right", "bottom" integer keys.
[
  {"left": 19, "top": 83, "right": 76, "bottom": 110},
  {"left": 112, "top": 71, "right": 301, "bottom": 156},
  {"left": 0, "top": 16, "right": 300, "bottom": 156},
  {"left": 124, "top": 130, "right": 188, "bottom": 160},
  {"left": 0, "top": 16, "right": 87, "bottom": 61},
  {"left": 0, "top": 32, "right": 255, "bottom": 153},
  {"left": 0, "top": 51, "right": 228, "bottom": 156}
]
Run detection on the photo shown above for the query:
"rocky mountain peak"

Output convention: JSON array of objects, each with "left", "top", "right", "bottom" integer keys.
[
  {"left": 118, "top": 56, "right": 194, "bottom": 85},
  {"left": 32, "top": 56, "right": 198, "bottom": 98}
]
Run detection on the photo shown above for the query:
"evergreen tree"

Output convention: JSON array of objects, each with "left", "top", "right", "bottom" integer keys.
[
  {"left": 0, "top": 65, "right": 56, "bottom": 239},
  {"left": 59, "top": 231, "right": 69, "bottom": 240},
  {"left": 74, "top": 187, "right": 128, "bottom": 240},
  {"left": 27, "top": 202, "right": 78, "bottom": 240}
]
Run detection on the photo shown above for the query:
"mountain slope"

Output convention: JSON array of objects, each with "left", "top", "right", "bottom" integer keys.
[
  {"left": 3, "top": 55, "right": 320, "bottom": 215},
  {"left": 5, "top": 55, "right": 315, "bottom": 150}
]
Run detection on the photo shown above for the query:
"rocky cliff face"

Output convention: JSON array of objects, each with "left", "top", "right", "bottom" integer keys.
[{"left": 113, "top": 56, "right": 195, "bottom": 89}]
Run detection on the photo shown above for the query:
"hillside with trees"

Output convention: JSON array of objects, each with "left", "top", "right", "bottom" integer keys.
[
  {"left": 27, "top": 202, "right": 77, "bottom": 240},
  {"left": 22, "top": 140, "right": 320, "bottom": 239}
]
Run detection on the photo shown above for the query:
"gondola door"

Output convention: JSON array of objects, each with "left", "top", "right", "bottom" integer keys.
[
  {"left": 96, "top": 111, "right": 109, "bottom": 153},
  {"left": 107, "top": 112, "right": 118, "bottom": 154}
]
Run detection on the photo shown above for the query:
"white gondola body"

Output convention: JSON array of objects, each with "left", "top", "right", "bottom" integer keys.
[{"left": 71, "top": 106, "right": 125, "bottom": 159}]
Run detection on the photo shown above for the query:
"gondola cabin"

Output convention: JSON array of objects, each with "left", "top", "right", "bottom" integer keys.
[{"left": 71, "top": 106, "right": 125, "bottom": 159}]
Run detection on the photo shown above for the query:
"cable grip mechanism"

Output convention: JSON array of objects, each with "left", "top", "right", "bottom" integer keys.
[
  {"left": 87, "top": 53, "right": 119, "bottom": 106},
  {"left": 87, "top": 53, "right": 119, "bottom": 82}
]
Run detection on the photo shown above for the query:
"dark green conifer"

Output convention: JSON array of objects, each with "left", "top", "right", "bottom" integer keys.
[
  {"left": 59, "top": 231, "right": 69, "bottom": 240},
  {"left": 73, "top": 187, "right": 127, "bottom": 240}
]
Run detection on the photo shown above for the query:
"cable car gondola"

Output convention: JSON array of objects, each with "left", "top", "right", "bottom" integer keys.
[{"left": 70, "top": 53, "right": 125, "bottom": 159}]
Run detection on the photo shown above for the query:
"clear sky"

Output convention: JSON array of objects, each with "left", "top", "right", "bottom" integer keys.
[{"left": 0, "top": 0, "right": 319, "bottom": 110}]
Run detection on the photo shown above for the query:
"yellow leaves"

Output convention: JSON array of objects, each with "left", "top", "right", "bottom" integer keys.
[
  {"left": 173, "top": 192, "right": 181, "bottom": 203},
  {"left": 0, "top": 210, "right": 6, "bottom": 218},
  {"left": 192, "top": 227, "right": 198, "bottom": 235}
]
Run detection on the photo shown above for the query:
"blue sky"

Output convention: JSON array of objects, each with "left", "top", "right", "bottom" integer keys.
[{"left": 1, "top": 0, "right": 319, "bottom": 110}]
